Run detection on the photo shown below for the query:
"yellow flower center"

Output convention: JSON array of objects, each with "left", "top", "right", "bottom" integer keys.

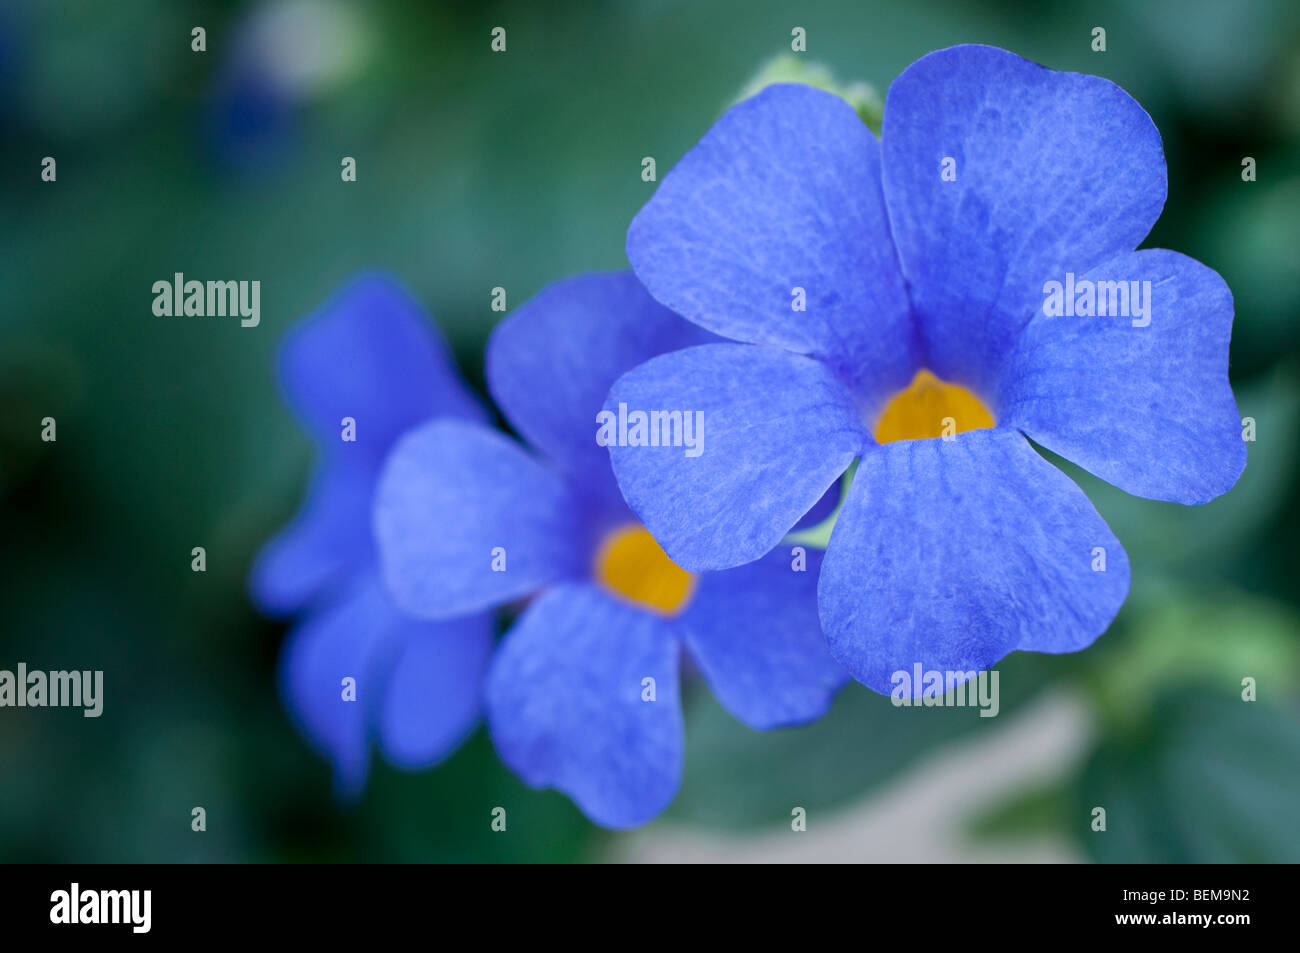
[
  {"left": 594, "top": 524, "right": 696, "bottom": 616},
  {"left": 873, "top": 369, "right": 996, "bottom": 444}
]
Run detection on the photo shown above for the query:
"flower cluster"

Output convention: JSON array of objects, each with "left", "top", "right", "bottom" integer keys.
[{"left": 252, "top": 44, "right": 1243, "bottom": 826}]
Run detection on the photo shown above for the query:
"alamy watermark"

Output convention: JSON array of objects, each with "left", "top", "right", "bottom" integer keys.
[
  {"left": 50, "top": 883, "right": 150, "bottom": 933},
  {"left": 0, "top": 663, "right": 103, "bottom": 717},
  {"left": 596, "top": 402, "right": 704, "bottom": 457},
  {"left": 891, "top": 664, "right": 999, "bottom": 717},
  {"left": 1042, "top": 272, "right": 1152, "bottom": 327},
  {"left": 152, "top": 272, "right": 260, "bottom": 327}
]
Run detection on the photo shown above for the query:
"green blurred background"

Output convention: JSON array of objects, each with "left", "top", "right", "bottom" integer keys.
[{"left": 2, "top": 0, "right": 1298, "bottom": 862}]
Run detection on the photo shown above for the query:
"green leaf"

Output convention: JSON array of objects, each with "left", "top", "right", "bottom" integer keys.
[
  {"left": 1074, "top": 691, "right": 1300, "bottom": 863},
  {"left": 1081, "top": 585, "right": 1300, "bottom": 731},
  {"left": 966, "top": 778, "right": 1072, "bottom": 843}
]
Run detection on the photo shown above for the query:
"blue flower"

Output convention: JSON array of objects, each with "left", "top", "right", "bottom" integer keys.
[
  {"left": 606, "top": 45, "right": 1246, "bottom": 695},
  {"left": 205, "top": 1, "right": 373, "bottom": 174},
  {"left": 250, "top": 275, "right": 494, "bottom": 797},
  {"left": 374, "top": 272, "right": 846, "bottom": 828}
]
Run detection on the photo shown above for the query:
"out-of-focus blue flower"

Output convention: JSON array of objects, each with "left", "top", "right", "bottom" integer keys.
[
  {"left": 251, "top": 275, "right": 493, "bottom": 797},
  {"left": 373, "top": 272, "right": 846, "bottom": 828},
  {"left": 207, "top": 0, "right": 373, "bottom": 172},
  {"left": 608, "top": 44, "right": 1246, "bottom": 695}
]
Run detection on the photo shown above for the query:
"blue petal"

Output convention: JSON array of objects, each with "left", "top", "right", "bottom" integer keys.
[
  {"left": 485, "top": 583, "right": 683, "bottom": 829},
  {"left": 377, "top": 612, "right": 495, "bottom": 770},
  {"left": 374, "top": 419, "right": 588, "bottom": 619},
  {"left": 251, "top": 459, "right": 375, "bottom": 615},
  {"left": 487, "top": 271, "right": 712, "bottom": 495},
  {"left": 278, "top": 576, "right": 396, "bottom": 797},
  {"left": 252, "top": 274, "right": 484, "bottom": 615},
  {"left": 881, "top": 44, "right": 1167, "bottom": 397},
  {"left": 279, "top": 273, "right": 485, "bottom": 450},
  {"left": 819, "top": 428, "right": 1130, "bottom": 695},
  {"left": 791, "top": 481, "right": 841, "bottom": 531},
  {"left": 1000, "top": 249, "right": 1246, "bottom": 504},
  {"left": 627, "top": 83, "right": 915, "bottom": 401},
  {"left": 680, "top": 545, "right": 847, "bottom": 729},
  {"left": 606, "top": 343, "right": 867, "bottom": 571}
]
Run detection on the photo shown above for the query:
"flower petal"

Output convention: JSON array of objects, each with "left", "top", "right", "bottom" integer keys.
[
  {"left": 1000, "top": 249, "right": 1246, "bottom": 503},
  {"left": 485, "top": 583, "right": 683, "bottom": 829},
  {"left": 627, "top": 83, "right": 915, "bottom": 399},
  {"left": 791, "top": 481, "right": 841, "bottom": 531},
  {"left": 278, "top": 576, "right": 396, "bottom": 797},
  {"left": 251, "top": 459, "right": 376, "bottom": 615},
  {"left": 487, "top": 271, "right": 711, "bottom": 492},
  {"left": 252, "top": 274, "right": 484, "bottom": 614},
  {"left": 881, "top": 44, "right": 1167, "bottom": 396},
  {"left": 374, "top": 419, "right": 587, "bottom": 619},
  {"left": 819, "top": 428, "right": 1130, "bottom": 694},
  {"left": 280, "top": 272, "right": 485, "bottom": 450},
  {"left": 377, "top": 612, "right": 495, "bottom": 769},
  {"left": 680, "top": 545, "right": 847, "bottom": 729},
  {"left": 606, "top": 343, "right": 868, "bottom": 572}
]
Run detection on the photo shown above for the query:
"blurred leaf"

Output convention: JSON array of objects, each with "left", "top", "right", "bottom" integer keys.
[
  {"left": 1197, "top": 176, "right": 1300, "bottom": 360},
  {"left": 735, "top": 54, "right": 883, "bottom": 133},
  {"left": 1074, "top": 691, "right": 1300, "bottom": 862},
  {"left": 967, "top": 778, "right": 1071, "bottom": 842},
  {"left": 1130, "top": 0, "right": 1300, "bottom": 113},
  {"left": 1083, "top": 585, "right": 1300, "bottom": 730},
  {"left": 668, "top": 651, "right": 1057, "bottom": 830},
  {"left": 353, "top": 731, "right": 602, "bottom": 863}
]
